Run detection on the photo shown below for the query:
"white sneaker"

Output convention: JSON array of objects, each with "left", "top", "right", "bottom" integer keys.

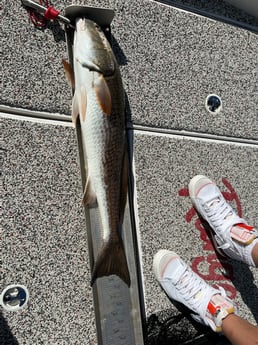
[
  {"left": 189, "top": 175, "right": 258, "bottom": 266},
  {"left": 153, "top": 250, "right": 235, "bottom": 332}
]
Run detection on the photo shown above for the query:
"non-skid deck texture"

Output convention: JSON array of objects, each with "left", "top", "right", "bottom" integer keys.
[
  {"left": 1, "top": 0, "right": 258, "bottom": 344},
  {"left": 1, "top": 120, "right": 95, "bottom": 344},
  {"left": 1, "top": 0, "right": 258, "bottom": 139}
]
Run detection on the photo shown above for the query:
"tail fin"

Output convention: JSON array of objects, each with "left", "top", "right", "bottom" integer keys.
[{"left": 91, "top": 238, "right": 131, "bottom": 287}]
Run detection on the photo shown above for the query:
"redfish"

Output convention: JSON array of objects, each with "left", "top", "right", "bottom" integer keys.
[{"left": 63, "top": 18, "right": 130, "bottom": 286}]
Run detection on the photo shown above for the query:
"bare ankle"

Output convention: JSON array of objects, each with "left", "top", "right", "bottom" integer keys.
[{"left": 251, "top": 242, "right": 258, "bottom": 267}]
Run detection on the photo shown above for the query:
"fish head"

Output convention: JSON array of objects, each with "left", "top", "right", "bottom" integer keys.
[{"left": 74, "top": 18, "right": 116, "bottom": 76}]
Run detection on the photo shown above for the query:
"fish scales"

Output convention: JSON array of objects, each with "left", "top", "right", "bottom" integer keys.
[{"left": 83, "top": 75, "right": 125, "bottom": 240}]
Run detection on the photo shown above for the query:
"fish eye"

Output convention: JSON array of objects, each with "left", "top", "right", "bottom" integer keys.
[{"left": 94, "top": 23, "right": 101, "bottom": 31}]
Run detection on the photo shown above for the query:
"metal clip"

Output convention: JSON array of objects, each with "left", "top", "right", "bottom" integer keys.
[{"left": 21, "top": 0, "right": 74, "bottom": 28}]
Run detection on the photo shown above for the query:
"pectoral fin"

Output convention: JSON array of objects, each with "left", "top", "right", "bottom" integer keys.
[
  {"left": 62, "top": 59, "right": 75, "bottom": 90},
  {"left": 82, "top": 177, "right": 97, "bottom": 207},
  {"left": 94, "top": 74, "right": 112, "bottom": 116}
]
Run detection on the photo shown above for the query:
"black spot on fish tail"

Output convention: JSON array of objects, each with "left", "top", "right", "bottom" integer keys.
[{"left": 90, "top": 237, "right": 131, "bottom": 287}]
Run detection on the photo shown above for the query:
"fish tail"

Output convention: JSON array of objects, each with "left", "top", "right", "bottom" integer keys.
[{"left": 91, "top": 237, "right": 131, "bottom": 287}]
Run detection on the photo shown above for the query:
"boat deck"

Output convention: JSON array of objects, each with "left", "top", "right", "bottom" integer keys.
[{"left": 1, "top": 1, "right": 257, "bottom": 344}]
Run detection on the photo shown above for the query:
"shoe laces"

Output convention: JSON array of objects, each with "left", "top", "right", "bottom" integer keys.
[
  {"left": 175, "top": 265, "right": 213, "bottom": 318},
  {"left": 203, "top": 196, "right": 235, "bottom": 230}
]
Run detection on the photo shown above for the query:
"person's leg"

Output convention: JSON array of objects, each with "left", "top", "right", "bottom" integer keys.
[
  {"left": 153, "top": 250, "right": 258, "bottom": 345},
  {"left": 222, "top": 314, "right": 258, "bottom": 345},
  {"left": 251, "top": 243, "right": 258, "bottom": 267},
  {"left": 189, "top": 175, "right": 258, "bottom": 267}
]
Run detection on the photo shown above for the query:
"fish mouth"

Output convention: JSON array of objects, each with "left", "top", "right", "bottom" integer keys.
[
  {"left": 77, "top": 18, "right": 88, "bottom": 31},
  {"left": 76, "top": 18, "right": 101, "bottom": 32}
]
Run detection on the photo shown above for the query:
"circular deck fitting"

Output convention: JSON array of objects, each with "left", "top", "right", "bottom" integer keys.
[
  {"left": 0, "top": 284, "right": 29, "bottom": 312},
  {"left": 205, "top": 94, "right": 222, "bottom": 114}
]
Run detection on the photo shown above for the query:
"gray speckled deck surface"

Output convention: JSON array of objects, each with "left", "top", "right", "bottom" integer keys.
[
  {"left": 1, "top": 0, "right": 258, "bottom": 344},
  {"left": 1, "top": 120, "right": 95, "bottom": 344},
  {"left": 1, "top": 0, "right": 258, "bottom": 138}
]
